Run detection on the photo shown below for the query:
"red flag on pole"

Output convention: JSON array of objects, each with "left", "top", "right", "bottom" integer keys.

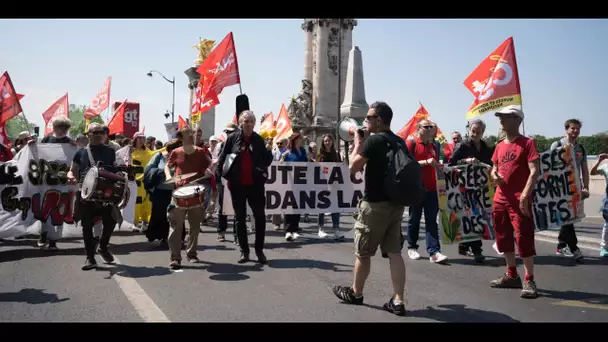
[
  {"left": 0, "top": 72, "right": 24, "bottom": 125},
  {"left": 42, "top": 93, "right": 69, "bottom": 136}
]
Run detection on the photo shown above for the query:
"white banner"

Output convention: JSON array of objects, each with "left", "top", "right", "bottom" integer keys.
[
  {"left": 222, "top": 162, "right": 364, "bottom": 215},
  {"left": 0, "top": 144, "right": 138, "bottom": 239},
  {"left": 532, "top": 145, "right": 585, "bottom": 230},
  {"left": 0, "top": 144, "right": 78, "bottom": 239}
]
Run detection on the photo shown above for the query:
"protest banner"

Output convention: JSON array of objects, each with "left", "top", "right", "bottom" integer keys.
[
  {"left": 222, "top": 162, "right": 364, "bottom": 215},
  {"left": 532, "top": 145, "right": 584, "bottom": 231},
  {"left": 436, "top": 163, "right": 496, "bottom": 244},
  {"left": 0, "top": 144, "right": 78, "bottom": 239}
]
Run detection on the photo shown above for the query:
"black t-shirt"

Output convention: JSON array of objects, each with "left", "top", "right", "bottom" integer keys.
[
  {"left": 359, "top": 131, "right": 405, "bottom": 202},
  {"left": 72, "top": 144, "right": 117, "bottom": 182},
  {"left": 41, "top": 135, "right": 72, "bottom": 144}
]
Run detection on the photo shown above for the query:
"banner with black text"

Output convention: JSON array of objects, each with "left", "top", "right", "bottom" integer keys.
[
  {"left": 222, "top": 162, "right": 364, "bottom": 215},
  {"left": 532, "top": 145, "right": 584, "bottom": 230}
]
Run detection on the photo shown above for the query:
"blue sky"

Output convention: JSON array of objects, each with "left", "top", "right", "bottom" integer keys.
[{"left": 0, "top": 19, "right": 605, "bottom": 142}]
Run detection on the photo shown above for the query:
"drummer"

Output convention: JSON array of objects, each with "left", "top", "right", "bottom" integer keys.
[
  {"left": 67, "top": 122, "right": 120, "bottom": 271},
  {"left": 165, "top": 126, "right": 211, "bottom": 270}
]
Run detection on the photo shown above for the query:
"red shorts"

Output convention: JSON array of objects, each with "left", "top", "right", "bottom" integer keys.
[{"left": 492, "top": 202, "right": 536, "bottom": 258}]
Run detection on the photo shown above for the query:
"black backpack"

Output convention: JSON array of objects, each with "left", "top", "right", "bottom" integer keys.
[{"left": 378, "top": 132, "right": 425, "bottom": 206}]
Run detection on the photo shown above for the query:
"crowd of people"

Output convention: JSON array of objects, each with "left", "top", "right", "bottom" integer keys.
[{"left": 1, "top": 102, "right": 607, "bottom": 317}]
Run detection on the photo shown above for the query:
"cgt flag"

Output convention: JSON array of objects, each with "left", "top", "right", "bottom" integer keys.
[{"left": 463, "top": 37, "right": 522, "bottom": 119}]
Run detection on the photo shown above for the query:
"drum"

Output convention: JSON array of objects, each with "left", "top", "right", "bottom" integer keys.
[
  {"left": 81, "top": 166, "right": 130, "bottom": 208},
  {"left": 172, "top": 184, "right": 206, "bottom": 209}
]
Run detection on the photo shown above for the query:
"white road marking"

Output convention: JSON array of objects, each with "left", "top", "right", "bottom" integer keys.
[
  {"left": 111, "top": 256, "right": 171, "bottom": 323},
  {"left": 534, "top": 236, "right": 600, "bottom": 252}
]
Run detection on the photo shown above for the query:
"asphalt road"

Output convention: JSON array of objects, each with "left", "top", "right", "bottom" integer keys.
[{"left": 1, "top": 215, "right": 607, "bottom": 322}]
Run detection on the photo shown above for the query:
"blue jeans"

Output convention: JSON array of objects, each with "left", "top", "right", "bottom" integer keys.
[
  {"left": 318, "top": 213, "right": 340, "bottom": 228},
  {"left": 406, "top": 190, "right": 441, "bottom": 255}
]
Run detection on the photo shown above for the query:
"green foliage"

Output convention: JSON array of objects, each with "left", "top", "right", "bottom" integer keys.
[
  {"left": 482, "top": 132, "right": 608, "bottom": 155},
  {"left": 68, "top": 104, "right": 104, "bottom": 137},
  {"left": 5, "top": 115, "right": 36, "bottom": 139}
]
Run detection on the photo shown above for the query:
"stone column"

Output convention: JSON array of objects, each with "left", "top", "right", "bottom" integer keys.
[
  {"left": 199, "top": 107, "right": 215, "bottom": 141},
  {"left": 339, "top": 20, "right": 356, "bottom": 107},
  {"left": 303, "top": 19, "right": 314, "bottom": 82},
  {"left": 340, "top": 46, "right": 368, "bottom": 121}
]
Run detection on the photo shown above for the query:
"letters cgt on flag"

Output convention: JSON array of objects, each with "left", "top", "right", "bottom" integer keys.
[{"left": 464, "top": 37, "right": 522, "bottom": 119}]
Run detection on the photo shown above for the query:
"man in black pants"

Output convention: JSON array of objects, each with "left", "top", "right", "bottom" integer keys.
[
  {"left": 68, "top": 123, "right": 120, "bottom": 270},
  {"left": 217, "top": 111, "right": 273, "bottom": 264}
]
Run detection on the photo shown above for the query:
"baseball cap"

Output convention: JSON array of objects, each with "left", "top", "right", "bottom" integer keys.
[
  {"left": 224, "top": 123, "right": 238, "bottom": 132},
  {"left": 495, "top": 105, "right": 524, "bottom": 119},
  {"left": 209, "top": 135, "right": 219, "bottom": 142},
  {"left": 133, "top": 132, "right": 145, "bottom": 139}
]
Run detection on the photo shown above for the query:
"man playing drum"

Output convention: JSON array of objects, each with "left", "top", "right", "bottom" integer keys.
[
  {"left": 68, "top": 123, "right": 123, "bottom": 271},
  {"left": 165, "top": 126, "right": 211, "bottom": 270}
]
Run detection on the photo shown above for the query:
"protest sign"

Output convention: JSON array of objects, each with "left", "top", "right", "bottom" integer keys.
[
  {"left": 532, "top": 145, "right": 584, "bottom": 230},
  {"left": 436, "top": 163, "right": 496, "bottom": 244},
  {"left": 0, "top": 144, "right": 78, "bottom": 239},
  {"left": 222, "top": 162, "right": 364, "bottom": 215}
]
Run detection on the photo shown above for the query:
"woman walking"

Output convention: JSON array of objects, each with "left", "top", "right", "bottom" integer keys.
[{"left": 281, "top": 132, "right": 308, "bottom": 241}]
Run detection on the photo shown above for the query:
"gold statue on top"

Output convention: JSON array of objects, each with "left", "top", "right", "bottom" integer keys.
[{"left": 193, "top": 38, "right": 216, "bottom": 65}]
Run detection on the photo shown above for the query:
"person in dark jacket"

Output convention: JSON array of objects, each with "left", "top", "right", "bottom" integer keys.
[
  {"left": 143, "top": 139, "right": 182, "bottom": 246},
  {"left": 216, "top": 111, "right": 273, "bottom": 264},
  {"left": 449, "top": 119, "right": 493, "bottom": 262}
]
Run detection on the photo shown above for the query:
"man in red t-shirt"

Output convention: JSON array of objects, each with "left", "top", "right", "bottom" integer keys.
[
  {"left": 489, "top": 105, "right": 540, "bottom": 299},
  {"left": 164, "top": 126, "right": 211, "bottom": 270},
  {"left": 443, "top": 131, "right": 462, "bottom": 164},
  {"left": 405, "top": 119, "right": 448, "bottom": 264}
]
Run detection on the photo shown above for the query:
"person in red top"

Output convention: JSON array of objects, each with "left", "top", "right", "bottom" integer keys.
[
  {"left": 216, "top": 110, "right": 273, "bottom": 264},
  {"left": 164, "top": 126, "right": 211, "bottom": 270},
  {"left": 405, "top": 119, "right": 448, "bottom": 264},
  {"left": 489, "top": 105, "right": 540, "bottom": 299},
  {"left": 443, "top": 131, "right": 462, "bottom": 164}
]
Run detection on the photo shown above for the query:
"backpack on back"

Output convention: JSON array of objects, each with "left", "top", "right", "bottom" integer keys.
[{"left": 378, "top": 133, "right": 425, "bottom": 206}]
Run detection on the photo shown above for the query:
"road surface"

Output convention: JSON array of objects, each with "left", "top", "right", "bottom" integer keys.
[{"left": 1, "top": 215, "right": 607, "bottom": 322}]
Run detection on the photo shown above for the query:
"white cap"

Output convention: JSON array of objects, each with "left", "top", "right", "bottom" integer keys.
[
  {"left": 209, "top": 135, "right": 219, "bottom": 142},
  {"left": 495, "top": 105, "right": 524, "bottom": 119}
]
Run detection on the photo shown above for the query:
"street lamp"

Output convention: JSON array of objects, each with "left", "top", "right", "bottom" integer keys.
[{"left": 147, "top": 70, "right": 176, "bottom": 123}]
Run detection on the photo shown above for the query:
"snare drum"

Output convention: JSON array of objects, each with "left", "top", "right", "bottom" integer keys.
[
  {"left": 172, "top": 184, "right": 206, "bottom": 209},
  {"left": 81, "top": 166, "right": 130, "bottom": 208}
]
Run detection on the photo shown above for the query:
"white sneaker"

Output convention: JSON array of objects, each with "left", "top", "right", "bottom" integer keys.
[
  {"left": 572, "top": 249, "right": 584, "bottom": 261},
  {"left": 430, "top": 252, "right": 448, "bottom": 264},
  {"left": 493, "top": 242, "right": 504, "bottom": 256},
  {"left": 292, "top": 232, "right": 300, "bottom": 240},
  {"left": 273, "top": 224, "right": 282, "bottom": 231},
  {"left": 408, "top": 249, "right": 421, "bottom": 260},
  {"left": 333, "top": 228, "right": 344, "bottom": 240},
  {"left": 318, "top": 228, "right": 329, "bottom": 238},
  {"left": 285, "top": 232, "right": 293, "bottom": 241}
]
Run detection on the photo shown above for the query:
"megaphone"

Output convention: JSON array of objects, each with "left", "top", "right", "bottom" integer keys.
[{"left": 338, "top": 117, "right": 365, "bottom": 142}]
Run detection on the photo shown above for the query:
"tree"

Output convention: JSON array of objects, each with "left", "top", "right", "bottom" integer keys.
[
  {"left": 68, "top": 104, "right": 104, "bottom": 137},
  {"left": 5, "top": 115, "right": 37, "bottom": 139}
]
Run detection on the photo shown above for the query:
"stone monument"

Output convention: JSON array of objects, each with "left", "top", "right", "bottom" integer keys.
[
  {"left": 339, "top": 46, "right": 368, "bottom": 121},
  {"left": 185, "top": 38, "right": 216, "bottom": 141},
  {"left": 288, "top": 19, "right": 357, "bottom": 145}
]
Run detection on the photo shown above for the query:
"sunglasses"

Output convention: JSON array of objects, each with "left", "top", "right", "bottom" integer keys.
[
  {"left": 366, "top": 115, "right": 378, "bottom": 120},
  {"left": 422, "top": 125, "right": 435, "bottom": 130},
  {"left": 91, "top": 130, "right": 105, "bottom": 135}
]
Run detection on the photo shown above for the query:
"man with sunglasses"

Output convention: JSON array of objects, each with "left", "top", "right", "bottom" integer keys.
[
  {"left": 332, "top": 101, "right": 407, "bottom": 316},
  {"left": 405, "top": 120, "right": 449, "bottom": 264},
  {"left": 68, "top": 123, "right": 120, "bottom": 270}
]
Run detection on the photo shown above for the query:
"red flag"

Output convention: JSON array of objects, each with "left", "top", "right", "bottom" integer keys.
[
  {"left": 0, "top": 72, "right": 24, "bottom": 125},
  {"left": 232, "top": 112, "right": 238, "bottom": 125},
  {"left": 107, "top": 99, "right": 127, "bottom": 135},
  {"left": 396, "top": 103, "right": 446, "bottom": 144},
  {"left": 196, "top": 32, "right": 241, "bottom": 99},
  {"left": 42, "top": 93, "right": 69, "bottom": 136},
  {"left": 273, "top": 104, "right": 293, "bottom": 143},
  {"left": 463, "top": 37, "right": 521, "bottom": 119},
  {"left": 85, "top": 77, "right": 112, "bottom": 119},
  {"left": 0, "top": 122, "right": 10, "bottom": 147},
  {"left": 178, "top": 115, "right": 188, "bottom": 129}
]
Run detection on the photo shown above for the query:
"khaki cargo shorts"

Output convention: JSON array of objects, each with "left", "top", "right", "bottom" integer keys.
[{"left": 354, "top": 200, "right": 405, "bottom": 257}]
